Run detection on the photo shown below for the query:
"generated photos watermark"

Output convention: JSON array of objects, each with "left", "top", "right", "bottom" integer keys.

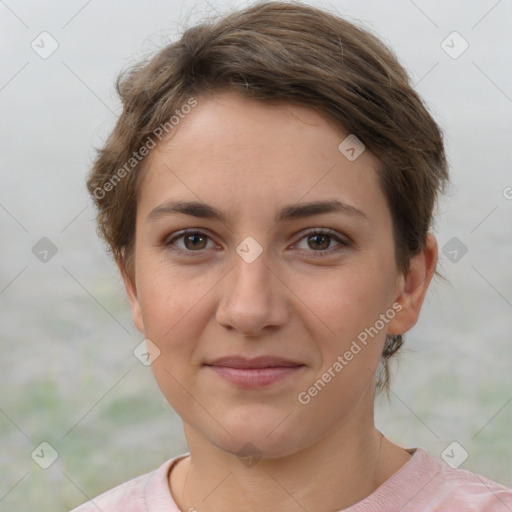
[
  {"left": 298, "top": 302, "right": 402, "bottom": 405},
  {"left": 93, "top": 97, "right": 198, "bottom": 200}
]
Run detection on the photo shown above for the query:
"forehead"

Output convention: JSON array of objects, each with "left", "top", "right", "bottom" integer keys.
[{"left": 138, "top": 91, "right": 388, "bottom": 226}]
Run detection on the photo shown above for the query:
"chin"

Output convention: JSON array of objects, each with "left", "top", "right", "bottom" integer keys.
[
  {"left": 204, "top": 413, "right": 309, "bottom": 462},
  {"left": 214, "top": 433, "right": 302, "bottom": 462}
]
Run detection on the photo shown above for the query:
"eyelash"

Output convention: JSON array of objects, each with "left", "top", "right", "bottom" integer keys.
[{"left": 163, "top": 228, "right": 349, "bottom": 257}]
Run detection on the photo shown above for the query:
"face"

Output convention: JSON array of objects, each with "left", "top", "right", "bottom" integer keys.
[{"left": 122, "top": 91, "right": 430, "bottom": 459}]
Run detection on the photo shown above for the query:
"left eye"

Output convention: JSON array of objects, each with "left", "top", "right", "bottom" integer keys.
[{"left": 293, "top": 229, "right": 347, "bottom": 254}]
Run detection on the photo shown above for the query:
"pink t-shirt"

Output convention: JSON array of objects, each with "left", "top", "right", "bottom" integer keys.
[{"left": 70, "top": 448, "right": 512, "bottom": 511}]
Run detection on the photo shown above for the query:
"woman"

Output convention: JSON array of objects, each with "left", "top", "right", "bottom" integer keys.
[{"left": 72, "top": 1, "right": 512, "bottom": 510}]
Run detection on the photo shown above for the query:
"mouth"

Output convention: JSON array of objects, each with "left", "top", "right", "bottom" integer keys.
[{"left": 204, "top": 356, "right": 306, "bottom": 387}]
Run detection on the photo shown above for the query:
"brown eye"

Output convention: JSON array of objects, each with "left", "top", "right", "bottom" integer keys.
[
  {"left": 294, "top": 229, "right": 348, "bottom": 256},
  {"left": 164, "top": 230, "right": 216, "bottom": 254},
  {"left": 307, "top": 233, "right": 331, "bottom": 251},
  {"left": 183, "top": 233, "right": 208, "bottom": 250}
]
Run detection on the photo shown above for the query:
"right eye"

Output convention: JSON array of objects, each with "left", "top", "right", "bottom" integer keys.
[{"left": 163, "top": 229, "right": 219, "bottom": 255}]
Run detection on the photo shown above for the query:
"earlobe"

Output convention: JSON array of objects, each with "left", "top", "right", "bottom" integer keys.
[
  {"left": 387, "top": 233, "right": 438, "bottom": 335},
  {"left": 116, "top": 255, "right": 145, "bottom": 334}
]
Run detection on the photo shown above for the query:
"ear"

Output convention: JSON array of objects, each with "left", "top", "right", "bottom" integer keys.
[
  {"left": 387, "top": 233, "right": 438, "bottom": 335},
  {"left": 116, "top": 254, "right": 145, "bottom": 334}
]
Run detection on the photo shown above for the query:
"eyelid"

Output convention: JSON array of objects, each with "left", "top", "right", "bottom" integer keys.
[{"left": 294, "top": 227, "right": 349, "bottom": 243}]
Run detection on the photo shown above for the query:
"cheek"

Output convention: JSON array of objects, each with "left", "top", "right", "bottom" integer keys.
[
  {"left": 296, "top": 262, "right": 397, "bottom": 395},
  {"left": 294, "top": 271, "right": 393, "bottom": 418},
  {"left": 138, "top": 265, "right": 212, "bottom": 418},
  {"left": 135, "top": 257, "right": 223, "bottom": 382},
  {"left": 296, "top": 264, "right": 395, "bottom": 341},
  {"left": 136, "top": 253, "right": 210, "bottom": 339}
]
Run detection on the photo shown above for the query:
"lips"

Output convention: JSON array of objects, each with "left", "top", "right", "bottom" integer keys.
[
  {"left": 204, "top": 356, "right": 305, "bottom": 387},
  {"left": 206, "top": 356, "right": 304, "bottom": 369}
]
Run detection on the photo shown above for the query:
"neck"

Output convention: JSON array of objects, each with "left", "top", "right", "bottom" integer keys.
[{"left": 170, "top": 413, "right": 411, "bottom": 511}]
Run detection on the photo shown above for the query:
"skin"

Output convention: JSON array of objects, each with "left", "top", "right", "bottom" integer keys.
[{"left": 119, "top": 91, "right": 438, "bottom": 511}]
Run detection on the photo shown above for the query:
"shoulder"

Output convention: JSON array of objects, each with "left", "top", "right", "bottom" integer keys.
[
  {"left": 398, "top": 448, "right": 512, "bottom": 511},
  {"left": 428, "top": 453, "right": 512, "bottom": 509},
  {"left": 351, "top": 447, "right": 512, "bottom": 511},
  {"left": 69, "top": 470, "right": 154, "bottom": 512},
  {"left": 69, "top": 454, "right": 187, "bottom": 512}
]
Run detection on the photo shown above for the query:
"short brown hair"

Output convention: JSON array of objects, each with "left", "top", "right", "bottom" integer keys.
[{"left": 86, "top": 0, "right": 448, "bottom": 392}]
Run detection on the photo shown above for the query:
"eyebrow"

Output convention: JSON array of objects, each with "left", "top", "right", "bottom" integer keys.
[{"left": 146, "top": 199, "right": 368, "bottom": 224}]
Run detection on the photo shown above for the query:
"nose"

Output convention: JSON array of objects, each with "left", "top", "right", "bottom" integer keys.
[{"left": 215, "top": 246, "right": 289, "bottom": 337}]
